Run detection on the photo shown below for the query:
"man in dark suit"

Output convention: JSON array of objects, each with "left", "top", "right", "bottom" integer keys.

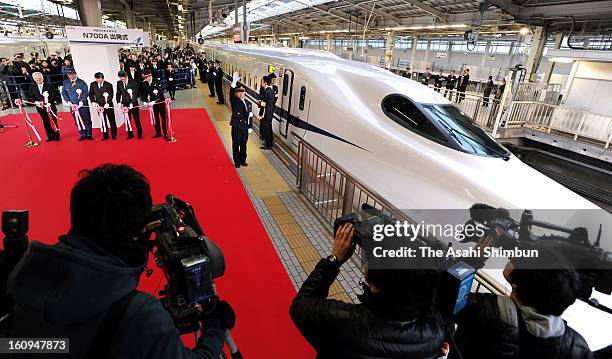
[
  {"left": 456, "top": 69, "right": 470, "bottom": 103},
  {"left": 29, "top": 71, "right": 60, "bottom": 141},
  {"left": 89, "top": 72, "right": 117, "bottom": 140},
  {"left": 445, "top": 69, "right": 457, "bottom": 100},
  {"left": 207, "top": 60, "right": 215, "bottom": 97},
  {"left": 116, "top": 70, "right": 142, "bottom": 139},
  {"left": 230, "top": 86, "right": 253, "bottom": 168},
  {"left": 258, "top": 75, "right": 275, "bottom": 150},
  {"left": 141, "top": 68, "right": 168, "bottom": 140},
  {"left": 127, "top": 63, "right": 141, "bottom": 83},
  {"left": 214, "top": 60, "right": 224, "bottom": 104}
]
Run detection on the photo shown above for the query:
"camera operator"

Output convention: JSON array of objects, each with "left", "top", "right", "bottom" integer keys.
[
  {"left": 7, "top": 164, "right": 234, "bottom": 358},
  {"left": 449, "top": 232, "right": 602, "bottom": 359},
  {"left": 289, "top": 223, "right": 447, "bottom": 358}
]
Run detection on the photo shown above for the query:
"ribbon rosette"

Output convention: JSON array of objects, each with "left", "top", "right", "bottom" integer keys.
[
  {"left": 96, "top": 104, "right": 107, "bottom": 133},
  {"left": 121, "top": 105, "right": 132, "bottom": 133}
]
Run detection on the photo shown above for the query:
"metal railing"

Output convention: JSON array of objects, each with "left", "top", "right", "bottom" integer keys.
[
  {"left": 501, "top": 101, "right": 612, "bottom": 149},
  {"left": 428, "top": 87, "right": 501, "bottom": 128},
  {"left": 513, "top": 82, "right": 562, "bottom": 104},
  {"left": 293, "top": 132, "right": 508, "bottom": 295}
]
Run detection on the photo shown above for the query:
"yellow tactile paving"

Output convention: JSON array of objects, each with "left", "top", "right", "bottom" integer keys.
[{"left": 199, "top": 85, "right": 352, "bottom": 302}]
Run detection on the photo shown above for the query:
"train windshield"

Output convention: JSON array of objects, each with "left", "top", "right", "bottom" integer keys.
[{"left": 421, "top": 104, "right": 510, "bottom": 159}]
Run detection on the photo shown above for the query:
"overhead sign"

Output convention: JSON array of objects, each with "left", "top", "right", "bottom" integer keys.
[
  {"left": 436, "top": 52, "right": 448, "bottom": 58},
  {"left": 65, "top": 26, "right": 150, "bottom": 47}
]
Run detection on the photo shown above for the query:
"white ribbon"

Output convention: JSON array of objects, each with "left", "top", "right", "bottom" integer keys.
[
  {"left": 15, "top": 99, "right": 42, "bottom": 142},
  {"left": 147, "top": 102, "right": 155, "bottom": 126},
  {"left": 121, "top": 105, "right": 133, "bottom": 133},
  {"left": 71, "top": 103, "right": 86, "bottom": 131},
  {"left": 95, "top": 104, "right": 108, "bottom": 133}
]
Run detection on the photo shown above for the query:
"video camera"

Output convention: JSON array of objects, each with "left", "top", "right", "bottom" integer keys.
[
  {"left": 0, "top": 210, "right": 30, "bottom": 335},
  {"left": 465, "top": 203, "right": 612, "bottom": 312},
  {"left": 148, "top": 195, "right": 226, "bottom": 334},
  {"left": 334, "top": 204, "right": 476, "bottom": 319}
]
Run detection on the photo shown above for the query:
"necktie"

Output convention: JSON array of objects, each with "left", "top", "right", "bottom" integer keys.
[{"left": 71, "top": 80, "right": 76, "bottom": 87}]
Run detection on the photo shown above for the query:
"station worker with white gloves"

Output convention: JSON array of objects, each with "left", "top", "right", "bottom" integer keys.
[{"left": 230, "top": 84, "right": 253, "bottom": 169}]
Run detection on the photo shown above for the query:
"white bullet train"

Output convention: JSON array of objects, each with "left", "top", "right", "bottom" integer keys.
[
  {"left": 203, "top": 44, "right": 600, "bottom": 211},
  {"left": 0, "top": 37, "right": 69, "bottom": 60},
  {"left": 201, "top": 44, "right": 612, "bottom": 349}
]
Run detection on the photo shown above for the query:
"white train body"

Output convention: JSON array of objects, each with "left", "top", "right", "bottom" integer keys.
[
  {"left": 204, "top": 44, "right": 597, "bottom": 211},
  {"left": 0, "top": 38, "right": 70, "bottom": 60}
]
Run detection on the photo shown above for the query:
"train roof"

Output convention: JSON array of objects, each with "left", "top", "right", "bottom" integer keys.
[{"left": 209, "top": 44, "right": 451, "bottom": 105}]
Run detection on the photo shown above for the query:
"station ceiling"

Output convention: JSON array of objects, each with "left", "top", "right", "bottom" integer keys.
[{"left": 8, "top": 0, "right": 612, "bottom": 38}]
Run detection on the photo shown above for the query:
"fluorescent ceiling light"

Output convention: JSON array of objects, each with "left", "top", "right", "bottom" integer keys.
[{"left": 519, "top": 27, "right": 530, "bottom": 35}]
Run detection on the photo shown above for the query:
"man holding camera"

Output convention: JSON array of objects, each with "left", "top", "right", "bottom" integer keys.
[
  {"left": 8, "top": 164, "right": 234, "bottom": 358},
  {"left": 290, "top": 223, "right": 447, "bottom": 358},
  {"left": 449, "top": 231, "right": 600, "bottom": 359}
]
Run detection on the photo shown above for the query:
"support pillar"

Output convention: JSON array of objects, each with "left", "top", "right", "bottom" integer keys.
[
  {"left": 542, "top": 33, "right": 564, "bottom": 84},
  {"left": 326, "top": 33, "right": 333, "bottom": 52},
  {"left": 124, "top": 7, "right": 136, "bottom": 29},
  {"left": 150, "top": 26, "right": 157, "bottom": 41},
  {"left": 525, "top": 26, "right": 546, "bottom": 82},
  {"left": 409, "top": 35, "right": 418, "bottom": 70},
  {"left": 242, "top": 0, "right": 248, "bottom": 43},
  {"left": 384, "top": 31, "right": 395, "bottom": 69},
  {"left": 77, "top": 0, "right": 102, "bottom": 27}
]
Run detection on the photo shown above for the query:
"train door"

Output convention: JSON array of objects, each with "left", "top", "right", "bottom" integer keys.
[
  {"left": 290, "top": 81, "right": 310, "bottom": 147},
  {"left": 278, "top": 69, "right": 294, "bottom": 138}
]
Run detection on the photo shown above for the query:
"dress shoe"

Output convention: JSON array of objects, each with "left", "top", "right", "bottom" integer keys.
[
  {"left": 137, "top": 135, "right": 143, "bottom": 139},
  {"left": 112, "top": 136, "right": 117, "bottom": 140},
  {"left": 102, "top": 135, "right": 109, "bottom": 141},
  {"left": 78, "top": 137, "right": 86, "bottom": 141},
  {"left": 234, "top": 163, "right": 240, "bottom": 168},
  {"left": 241, "top": 162, "right": 248, "bottom": 167},
  {"left": 209, "top": 94, "right": 215, "bottom": 97},
  {"left": 153, "top": 134, "right": 162, "bottom": 139},
  {"left": 127, "top": 133, "right": 134, "bottom": 139},
  {"left": 46, "top": 138, "right": 54, "bottom": 142},
  {"left": 87, "top": 136, "right": 94, "bottom": 141},
  {"left": 217, "top": 102, "right": 224, "bottom": 105},
  {"left": 260, "top": 146, "right": 272, "bottom": 150}
]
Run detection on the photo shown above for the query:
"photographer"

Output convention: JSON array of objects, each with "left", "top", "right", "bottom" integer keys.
[
  {"left": 289, "top": 223, "right": 447, "bottom": 358},
  {"left": 8, "top": 164, "right": 233, "bottom": 358},
  {"left": 449, "top": 234, "right": 596, "bottom": 359}
]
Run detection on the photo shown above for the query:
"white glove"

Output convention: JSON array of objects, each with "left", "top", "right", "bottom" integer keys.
[
  {"left": 231, "top": 72, "right": 241, "bottom": 88},
  {"left": 248, "top": 112, "right": 253, "bottom": 118},
  {"left": 248, "top": 128, "right": 253, "bottom": 134},
  {"left": 103, "top": 103, "right": 109, "bottom": 109},
  {"left": 129, "top": 103, "right": 133, "bottom": 109},
  {"left": 34, "top": 101, "right": 43, "bottom": 107},
  {"left": 168, "top": 77, "right": 173, "bottom": 81},
  {"left": 153, "top": 89, "right": 159, "bottom": 95},
  {"left": 78, "top": 101, "right": 83, "bottom": 107}
]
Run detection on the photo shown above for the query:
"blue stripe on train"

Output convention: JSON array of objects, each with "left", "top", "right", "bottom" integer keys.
[{"left": 223, "top": 74, "right": 364, "bottom": 150}]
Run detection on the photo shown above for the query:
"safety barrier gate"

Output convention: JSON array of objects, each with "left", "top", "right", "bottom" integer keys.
[
  {"left": 293, "top": 132, "right": 508, "bottom": 295},
  {"left": 499, "top": 101, "right": 612, "bottom": 149}
]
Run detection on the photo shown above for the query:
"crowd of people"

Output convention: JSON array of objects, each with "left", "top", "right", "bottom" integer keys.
[{"left": 404, "top": 66, "right": 506, "bottom": 104}]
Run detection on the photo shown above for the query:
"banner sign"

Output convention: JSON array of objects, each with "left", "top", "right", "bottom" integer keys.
[{"left": 65, "top": 26, "right": 150, "bottom": 47}]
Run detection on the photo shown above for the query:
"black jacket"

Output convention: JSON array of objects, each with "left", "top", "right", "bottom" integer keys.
[
  {"left": 127, "top": 68, "right": 141, "bottom": 82},
  {"left": 214, "top": 67, "right": 224, "bottom": 86},
  {"left": 141, "top": 79, "right": 165, "bottom": 103},
  {"left": 230, "top": 97, "right": 253, "bottom": 129},
  {"left": 7, "top": 235, "right": 224, "bottom": 359},
  {"left": 290, "top": 259, "right": 445, "bottom": 359},
  {"left": 116, "top": 79, "right": 140, "bottom": 106},
  {"left": 89, "top": 81, "right": 114, "bottom": 106},
  {"left": 261, "top": 87, "right": 276, "bottom": 121},
  {"left": 29, "top": 82, "right": 59, "bottom": 104},
  {"left": 457, "top": 74, "right": 469, "bottom": 90},
  {"left": 450, "top": 293, "right": 594, "bottom": 359}
]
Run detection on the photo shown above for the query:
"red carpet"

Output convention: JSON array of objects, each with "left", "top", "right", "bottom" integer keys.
[{"left": 0, "top": 109, "right": 314, "bottom": 358}]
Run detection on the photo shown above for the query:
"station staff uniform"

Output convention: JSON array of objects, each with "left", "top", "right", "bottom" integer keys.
[
  {"left": 141, "top": 74, "right": 168, "bottom": 139},
  {"left": 214, "top": 61, "right": 225, "bottom": 104},
  {"left": 61, "top": 69, "right": 93, "bottom": 140},
  {"left": 207, "top": 61, "right": 215, "bottom": 97},
  {"left": 230, "top": 87, "right": 253, "bottom": 168},
  {"left": 260, "top": 85, "right": 276, "bottom": 149}
]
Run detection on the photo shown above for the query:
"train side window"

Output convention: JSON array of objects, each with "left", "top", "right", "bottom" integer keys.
[
  {"left": 381, "top": 95, "right": 447, "bottom": 143},
  {"left": 282, "top": 73, "right": 289, "bottom": 96},
  {"left": 299, "top": 86, "right": 306, "bottom": 110},
  {"left": 254, "top": 77, "right": 258, "bottom": 91}
]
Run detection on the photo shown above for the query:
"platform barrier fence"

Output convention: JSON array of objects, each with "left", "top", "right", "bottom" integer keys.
[
  {"left": 293, "top": 132, "right": 508, "bottom": 295},
  {"left": 499, "top": 101, "right": 612, "bottom": 149}
]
